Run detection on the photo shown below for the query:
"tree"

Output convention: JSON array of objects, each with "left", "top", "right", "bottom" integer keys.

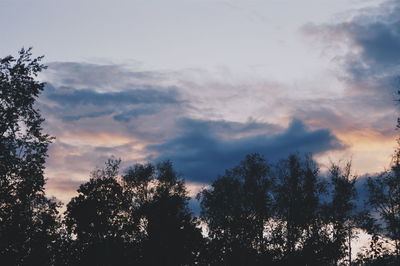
[
  {"left": 364, "top": 152, "right": 400, "bottom": 262},
  {"left": 121, "top": 162, "right": 155, "bottom": 255},
  {"left": 198, "top": 153, "right": 273, "bottom": 265},
  {"left": 65, "top": 158, "right": 129, "bottom": 265},
  {"left": 127, "top": 161, "right": 203, "bottom": 265},
  {"left": 326, "top": 162, "right": 358, "bottom": 265},
  {"left": 273, "top": 154, "right": 328, "bottom": 265},
  {"left": 123, "top": 161, "right": 203, "bottom": 265},
  {"left": 0, "top": 48, "right": 60, "bottom": 265},
  {"left": 353, "top": 85, "right": 400, "bottom": 265}
]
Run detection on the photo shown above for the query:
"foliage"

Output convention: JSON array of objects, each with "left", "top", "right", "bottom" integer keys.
[
  {"left": 360, "top": 151, "right": 400, "bottom": 263},
  {"left": 273, "top": 154, "right": 331, "bottom": 265},
  {"left": 0, "top": 48, "right": 60, "bottom": 265},
  {"left": 326, "top": 162, "right": 358, "bottom": 265},
  {"left": 355, "top": 234, "right": 399, "bottom": 266},
  {"left": 123, "top": 161, "right": 203, "bottom": 265},
  {"left": 65, "top": 159, "right": 203, "bottom": 265},
  {"left": 65, "top": 158, "right": 128, "bottom": 265},
  {"left": 198, "top": 153, "right": 273, "bottom": 265}
]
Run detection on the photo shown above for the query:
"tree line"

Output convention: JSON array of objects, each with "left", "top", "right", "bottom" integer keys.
[{"left": 0, "top": 49, "right": 399, "bottom": 265}]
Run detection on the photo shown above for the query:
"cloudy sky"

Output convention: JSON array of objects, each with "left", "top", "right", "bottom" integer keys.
[{"left": 1, "top": 0, "right": 399, "bottom": 203}]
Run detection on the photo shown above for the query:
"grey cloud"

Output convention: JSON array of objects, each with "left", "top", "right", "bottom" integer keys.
[
  {"left": 150, "top": 118, "right": 345, "bottom": 183},
  {"left": 304, "top": 0, "right": 400, "bottom": 95},
  {"left": 45, "top": 62, "right": 161, "bottom": 89},
  {"left": 44, "top": 85, "right": 180, "bottom": 107},
  {"left": 40, "top": 80, "right": 181, "bottom": 127},
  {"left": 172, "top": 117, "right": 282, "bottom": 138},
  {"left": 353, "top": 22, "right": 400, "bottom": 66},
  {"left": 299, "top": 0, "right": 400, "bottom": 137},
  {"left": 112, "top": 105, "right": 163, "bottom": 122},
  {"left": 292, "top": 95, "right": 398, "bottom": 136},
  {"left": 61, "top": 110, "right": 113, "bottom": 121},
  {"left": 39, "top": 61, "right": 183, "bottom": 128}
]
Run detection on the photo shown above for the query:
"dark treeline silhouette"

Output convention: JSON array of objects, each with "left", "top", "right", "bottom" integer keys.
[
  {"left": 63, "top": 159, "right": 203, "bottom": 266},
  {"left": 1, "top": 50, "right": 399, "bottom": 265},
  {"left": 0, "top": 48, "right": 61, "bottom": 265}
]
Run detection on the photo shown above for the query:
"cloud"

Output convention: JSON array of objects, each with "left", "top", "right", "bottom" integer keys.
[
  {"left": 292, "top": 95, "right": 397, "bottom": 137},
  {"left": 38, "top": 58, "right": 393, "bottom": 204},
  {"left": 44, "top": 62, "right": 162, "bottom": 90},
  {"left": 299, "top": 0, "right": 400, "bottom": 165},
  {"left": 41, "top": 82, "right": 181, "bottom": 124},
  {"left": 44, "top": 85, "right": 179, "bottom": 107},
  {"left": 38, "top": 63, "right": 186, "bottom": 146},
  {"left": 150, "top": 118, "right": 345, "bottom": 182},
  {"left": 303, "top": 0, "right": 400, "bottom": 96}
]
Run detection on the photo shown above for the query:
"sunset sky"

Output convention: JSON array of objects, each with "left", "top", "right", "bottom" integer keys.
[{"left": 1, "top": 0, "right": 399, "bottom": 203}]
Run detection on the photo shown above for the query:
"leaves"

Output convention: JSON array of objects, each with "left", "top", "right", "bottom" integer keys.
[{"left": 0, "top": 48, "right": 59, "bottom": 265}]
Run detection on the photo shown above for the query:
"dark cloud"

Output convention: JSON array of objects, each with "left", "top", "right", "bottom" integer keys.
[
  {"left": 61, "top": 110, "right": 113, "bottom": 121},
  {"left": 299, "top": 0, "right": 400, "bottom": 140},
  {"left": 112, "top": 106, "right": 163, "bottom": 122},
  {"left": 39, "top": 62, "right": 184, "bottom": 134},
  {"left": 345, "top": 1, "right": 400, "bottom": 68},
  {"left": 170, "top": 117, "right": 282, "bottom": 138},
  {"left": 343, "top": 17, "right": 400, "bottom": 94},
  {"left": 40, "top": 81, "right": 181, "bottom": 126},
  {"left": 304, "top": 0, "right": 400, "bottom": 95},
  {"left": 150, "top": 118, "right": 345, "bottom": 183},
  {"left": 44, "top": 85, "right": 179, "bottom": 107}
]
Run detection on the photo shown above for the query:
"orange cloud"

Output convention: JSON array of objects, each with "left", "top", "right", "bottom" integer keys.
[
  {"left": 59, "top": 132, "right": 134, "bottom": 147},
  {"left": 316, "top": 128, "right": 397, "bottom": 175}
]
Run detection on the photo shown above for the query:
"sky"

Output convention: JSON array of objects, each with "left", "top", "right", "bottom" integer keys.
[{"left": 1, "top": 0, "right": 399, "bottom": 205}]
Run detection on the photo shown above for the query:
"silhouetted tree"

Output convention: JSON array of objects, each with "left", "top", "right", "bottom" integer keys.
[
  {"left": 273, "top": 154, "right": 329, "bottom": 265},
  {"left": 363, "top": 152, "right": 400, "bottom": 263},
  {"left": 353, "top": 86, "right": 400, "bottom": 265},
  {"left": 123, "top": 161, "right": 203, "bottom": 266},
  {"left": 198, "top": 154, "right": 273, "bottom": 265},
  {"left": 121, "top": 162, "right": 155, "bottom": 263},
  {"left": 354, "top": 233, "right": 398, "bottom": 266},
  {"left": 326, "top": 162, "right": 358, "bottom": 265},
  {"left": 0, "top": 48, "right": 61, "bottom": 265},
  {"left": 65, "top": 158, "right": 129, "bottom": 265}
]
